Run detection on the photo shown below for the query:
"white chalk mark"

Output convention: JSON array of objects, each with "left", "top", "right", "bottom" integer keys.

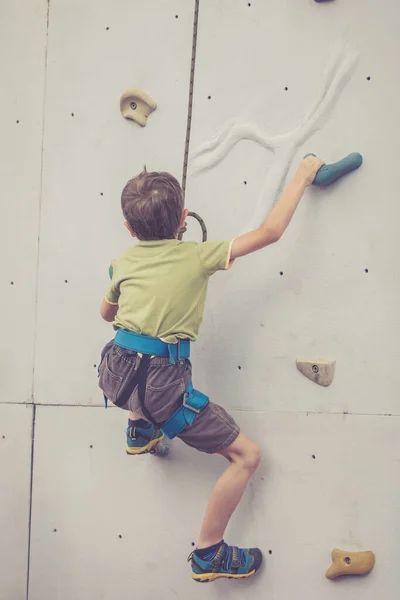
[
  {"left": 189, "top": 120, "right": 275, "bottom": 174},
  {"left": 189, "top": 43, "right": 358, "bottom": 233}
]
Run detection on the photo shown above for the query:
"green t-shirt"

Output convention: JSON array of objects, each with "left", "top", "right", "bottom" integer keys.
[{"left": 105, "top": 239, "right": 234, "bottom": 343}]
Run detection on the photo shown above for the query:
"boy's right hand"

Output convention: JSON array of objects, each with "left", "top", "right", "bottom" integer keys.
[{"left": 296, "top": 155, "right": 325, "bottom": 186}]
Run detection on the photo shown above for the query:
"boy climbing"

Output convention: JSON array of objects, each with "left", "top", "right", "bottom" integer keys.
[{"left": 99, "top": 154, "right": 324, "bottom": 582}]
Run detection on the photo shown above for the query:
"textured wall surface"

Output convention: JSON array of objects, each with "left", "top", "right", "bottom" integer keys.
[
  {"left": 0, "top": 405, "right": 32, "bottom": 600},
  {"left": 0, "top": 1, "right": 399, "bottom": 599},
  {"left": 0, "top": 0, "right": 47, "bottom": 404}
]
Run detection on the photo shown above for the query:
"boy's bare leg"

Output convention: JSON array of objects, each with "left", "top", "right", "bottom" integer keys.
[
  {"left": 197, "top": 432, "right": 261, "bottom": 548},
  {"left": 129, "top": 410, "right": 142, "bottom": 421}
]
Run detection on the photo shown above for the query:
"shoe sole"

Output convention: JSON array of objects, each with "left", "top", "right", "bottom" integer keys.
[
  {"left": 192, "top": 569, "right": 256, "bottom": 583},
  {"left": 126, "top": 435, "right": 164, "bottom": 455}
]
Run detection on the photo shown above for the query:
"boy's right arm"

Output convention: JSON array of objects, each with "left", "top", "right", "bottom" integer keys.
[
  {"left": 230, "top": 155, "right": 324, "bottom": 260},
  {"left": 100, "top": 297, "right": 118, "bottom": 322},
  {"left": 100, "top": 260, "right": 119, "bottom": 322}
]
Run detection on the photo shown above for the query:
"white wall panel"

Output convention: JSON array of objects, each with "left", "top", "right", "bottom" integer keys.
[
  {"left": 0, "top": 404, "right": 33, "bottom": 600},
  {"left": 34, "top": 0, "right": 195, "bottom": 405},
  {"left": 186, "top": 0, "right": 400, "bottom": 416},
  {"left": 29, "top": 406, "right": 400, "bottom": 599},
  {"left": 0, "top": 0, "right": 47, "bottom": 402}
]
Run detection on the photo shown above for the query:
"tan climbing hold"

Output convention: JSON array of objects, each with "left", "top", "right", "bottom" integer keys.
[
  {"left": 326, "top": 548, "right": 376, "bottom": 579},
  {"left": 296, "top": 358, "right": 335, "bottom": 387},
  {"left": 120, "top": 88, "right": 157, "bottom": 127}
]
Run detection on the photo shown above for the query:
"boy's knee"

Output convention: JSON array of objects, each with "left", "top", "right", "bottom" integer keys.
[
  {"left": 240, "top": 442, "right": 262, "bottom": 472},
  {"left": 222, "top": 434, "right": 262, "bottom": 472}
]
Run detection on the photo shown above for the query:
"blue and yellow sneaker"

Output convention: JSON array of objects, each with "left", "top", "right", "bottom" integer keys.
[
  {"left": 126, "top": 420, "right": 164, "bottom": 455},
  {"left": 189, "top": 541, "right": 263, "bottom": 582}
]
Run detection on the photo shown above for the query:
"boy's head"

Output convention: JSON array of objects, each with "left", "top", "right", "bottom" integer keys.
[{"left": 121, "top": 167, "right": 188, "bottom": 240}]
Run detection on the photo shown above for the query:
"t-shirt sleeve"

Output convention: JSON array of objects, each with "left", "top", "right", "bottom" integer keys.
[
  {"left": 196, "top": 239, "right": 235, "bottom": 277},
  {"left": 104, "top": 264, "right": 120, "bottom": 305}
]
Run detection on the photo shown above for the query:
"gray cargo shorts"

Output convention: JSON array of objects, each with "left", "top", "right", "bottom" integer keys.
[{"left": 98, "top": 341, "right": 240, "bottom": 454}]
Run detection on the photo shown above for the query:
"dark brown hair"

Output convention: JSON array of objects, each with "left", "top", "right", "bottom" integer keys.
[{"left": 121, "top": 167, "right": 184, "bottom": 240}]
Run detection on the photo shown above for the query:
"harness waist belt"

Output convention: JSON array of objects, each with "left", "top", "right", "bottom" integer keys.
[{"left": 114, "top": 329, "right": 190, "bottom": 362}]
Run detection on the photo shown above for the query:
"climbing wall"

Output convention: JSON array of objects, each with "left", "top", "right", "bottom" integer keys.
[
  {"left": 0, "top": 0, "right": 46, "bottom": 404},
  {"left": 0, "top": 405, "right": 33, "bottom": 600},
  {"left": 1, "top": 0, "right": 400, "bottom": 599}
]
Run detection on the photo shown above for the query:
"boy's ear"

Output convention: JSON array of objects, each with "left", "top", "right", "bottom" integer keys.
[
  {"left": 180, "top": 208, "right": 189, "bottom": 228},
  {"left": 124, "top": 221, "right": 137, "bottom": 238}
]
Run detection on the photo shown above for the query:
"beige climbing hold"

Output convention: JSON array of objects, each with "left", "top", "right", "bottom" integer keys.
[
  {"left": 296, "top": 358, "right": 336, "bottom": 387},
  {"left": 120, "top": 88, "right": 157, "bottom": 127},
  {"left": 326, "top": 548, "right": 376, "bottom": 579}
]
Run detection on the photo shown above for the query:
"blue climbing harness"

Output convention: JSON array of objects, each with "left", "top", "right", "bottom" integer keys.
[{"left": 112, "top": 329, "right": 209, "bottom": 440}]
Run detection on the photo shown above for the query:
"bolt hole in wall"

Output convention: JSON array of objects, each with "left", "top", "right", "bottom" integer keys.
[
  {"left": 119, "top": 535, "right": 123, "bottom": 539},
  {"left": 106, "top": 26, "right": 109, "bottom": 30},
  {"left": 367, "top": 76, "right": 371, "bottom": 80},
  {"left": 365, "top": 268, "right": 369, "bottom": 273},
  {"left": 238, "top": 365, "right": 242, "bottom": 370},
  {"left": 279, "top": 271, "right": 283, "bottom": 276},
  {"left": 312, "top": 455, "right": 316, "bottom": 459},
  {"left": 64, "top": 280, "right": 68, "bottom": 283},
  {"left": 16, "top": 120, "right": 19, "bottom": 124},
  {"left": 284, "top": 87, "right": 288, "bottom": 91},
  {"left": 71, "top": 112, "right": 74, "bottom": 117},
  {"left": 268, "top": 550, "right": 272, "bottom": 555},
  {"left": 207, "top": 95, "right": 211, "bottom": 100},
  {"left": 10, "top": 281, "right": 14, "bottom": 285}
]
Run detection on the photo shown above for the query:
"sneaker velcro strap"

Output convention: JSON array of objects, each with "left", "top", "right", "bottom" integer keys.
[
  {"left": 126, "top": 427, "right": 136, "bottom": 439},
  {"left": 211, "top": 543, "right": 226, "bottom": 568},
  {"left": 231, "top": 546, "right": 241, "bottom": 569}
]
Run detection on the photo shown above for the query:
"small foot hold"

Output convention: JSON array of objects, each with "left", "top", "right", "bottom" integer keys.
[
  {"left": 296, "top": 358, "right": 336, "bottom": 387},
  {"left": 305, "top": 153, "right": 363, "bottom": 187},
  {"left": 120, "top": 88, "right": 157, "bottom": 127},
  {"left": 326, "top": 548, "right": 376, "bottom": 580}
]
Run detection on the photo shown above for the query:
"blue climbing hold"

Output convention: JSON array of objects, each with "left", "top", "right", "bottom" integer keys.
[
  {"left": 304, "top": 152, "right": 363, "bottom": 187},
  {"left": 108, "top": 264, "right": 113, "bottom": 280}
]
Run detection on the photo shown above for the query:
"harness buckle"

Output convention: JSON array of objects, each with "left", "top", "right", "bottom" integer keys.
[{"left": 183, "top": 392, "right": 201, "bottom": 414}]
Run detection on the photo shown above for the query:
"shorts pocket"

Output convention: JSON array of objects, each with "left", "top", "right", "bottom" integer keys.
[
  {"left": 144, "top": 367, "right": 187, "bottom": 423},
  {"left": 147, "top": 377, "right": 185, "bottom": 393},
  {"left": 98, "top": 353, "right": 124, "bottom": 404}
]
